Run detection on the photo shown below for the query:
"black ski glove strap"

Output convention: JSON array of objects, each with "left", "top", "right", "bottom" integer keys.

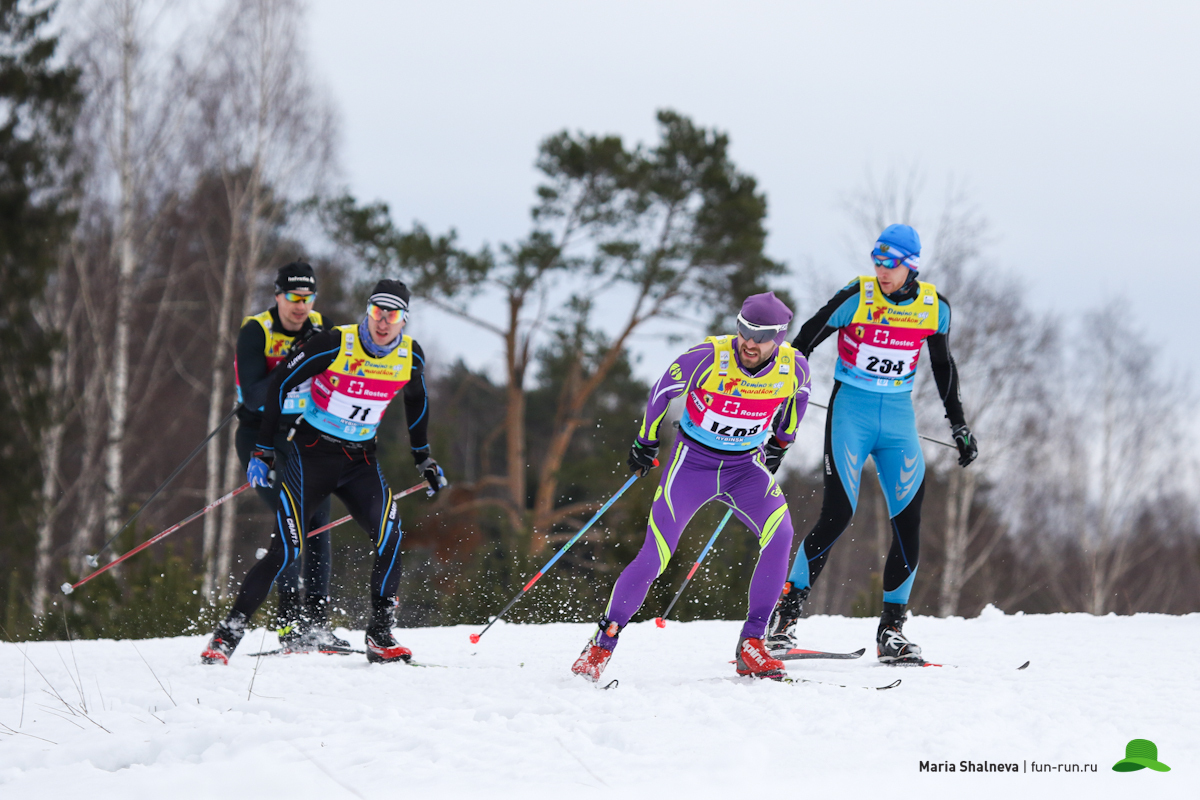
[
  {"left": 411, "top": 445, "right": 430, "bottom": 466},
  {"left": 762, "top": 437, "right": 787, "bottom": 474},
  {"left": 627, "top": 440, "right": 659, "bottom": 477},
  {"left": 251, "top": 446, "right": 275, "bottom": 469},
  {"left": 295, "top": 323, "right": 323, "bottom": 347},
  {"left": 951, "top": 424, "right": 979, "bottom": 468},
  {"left": 416, "top": 457, "right": 445, "bottom": 495}
]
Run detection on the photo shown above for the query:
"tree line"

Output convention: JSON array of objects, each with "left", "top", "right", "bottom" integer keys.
[{"left": 1, "top": 0, "right": 1195, "bottom": 641}]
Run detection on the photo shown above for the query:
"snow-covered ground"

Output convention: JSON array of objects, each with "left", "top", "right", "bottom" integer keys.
[{"left": 1, "top": 609, "right": 1196, "bottom": 799}]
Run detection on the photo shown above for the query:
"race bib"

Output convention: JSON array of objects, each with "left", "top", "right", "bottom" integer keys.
[
  {"left": 686, "top": 390, "right": 776, "bottom": 442},
  {"left": 853, "top": 341, "right": 920, "bottom": 379},
  {"left": 312, "top": 377, "right": 394, "bottom": 423}
]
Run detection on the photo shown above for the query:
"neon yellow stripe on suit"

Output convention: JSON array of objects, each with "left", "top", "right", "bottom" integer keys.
[
  {"left": 376, "top": 488, "right": 394, "bottom": 550},
  {"left": 281, "top": 483, "right": 305, "bottom": 551},
  {"left": 650, "top": 509, "right": 672, "bottom": 576},
  {"left": 752, "top": 452, "right": 776, "bottom": 498},
  {"left": 642, "top": 407, "right": 670, "bottom": 442},
  {"left": 785, "top": 394, "right": 799, "bottom": 436},
  {"left": 663, "top": 441, "right": 686, "bottom": 520},
  {"left": 603, "top": 502, "right": 677, "bottom": 617},
  {"left": 759, "top": 503, "right": 788, "bottom": 550}
]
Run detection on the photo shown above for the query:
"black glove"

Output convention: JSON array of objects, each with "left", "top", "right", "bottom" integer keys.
[
  {"left": 627, "top": 440, "right": 659, "bottom": 477},
  {"left": 415, "top": 454, "right": 446, "bottom": 496},
  {"left": 297, "top": 323, "right": 323, "bottom": 344},
  {"left": 951, "top": 424, "right": 978, "bottom": 467},
  {"left": 762, "top": 437, "right": 787, "bottom": 474},
  {"left": 283, "top": 324, "right": 323, "bottom": 357}
]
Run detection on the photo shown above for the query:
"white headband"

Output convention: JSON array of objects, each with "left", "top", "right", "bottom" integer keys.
[{"left": 369, "top": 292, "right": 408, "bottom": 311}]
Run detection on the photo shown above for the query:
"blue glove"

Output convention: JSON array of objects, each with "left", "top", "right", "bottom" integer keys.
[{"left": 247, "top": 447, "right": 275, "bottom": 488}]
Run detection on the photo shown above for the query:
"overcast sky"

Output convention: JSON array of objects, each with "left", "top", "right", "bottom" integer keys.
[{"left": 307, "top": 0, "right": 1196, "bottom": 391}]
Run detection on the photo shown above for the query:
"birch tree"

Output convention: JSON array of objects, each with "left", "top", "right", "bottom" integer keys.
[
  {"left": 1069, "top": 307, "right": 1179, "bottom": 614},
  {"left": 66, "top": 0, "right": 203, "bottom": 566},
  {"left": 917, "top": 198, "right": 1058, "bottom": 617},
  {"left": 190, "top": 0, "right": 337, "bottom": 598}
]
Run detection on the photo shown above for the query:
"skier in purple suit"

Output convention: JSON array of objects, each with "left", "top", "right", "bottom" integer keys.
[{"left": 571, "top": 292, "right": 812, "bottom": 681}]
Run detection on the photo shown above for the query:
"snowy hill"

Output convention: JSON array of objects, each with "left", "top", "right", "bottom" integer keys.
[{"left": 1, "top": 610, "right": 1196, "bottom": 799}]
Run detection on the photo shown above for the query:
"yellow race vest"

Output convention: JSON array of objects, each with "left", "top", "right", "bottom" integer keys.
[
  {"left": 305, "top": 324, "right": 414, "bottom": 441},
  {"left": 835, "top": 277, "right": 939, "bottom": 392},
  {"left": 678, "top": 335, "right": 801, "bottom": 451},
  {"left": 235, "top": 308, "right": 323, "bottom": 413}
]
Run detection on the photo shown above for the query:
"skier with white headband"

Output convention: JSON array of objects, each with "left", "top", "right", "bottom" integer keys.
[{"left": 202, "top": 279, "right": 446, "bottom": 665}]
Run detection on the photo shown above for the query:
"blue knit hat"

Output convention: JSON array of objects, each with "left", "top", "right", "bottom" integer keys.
[{"left": 871, "top": 224, "right": 921, "bottom": 273}]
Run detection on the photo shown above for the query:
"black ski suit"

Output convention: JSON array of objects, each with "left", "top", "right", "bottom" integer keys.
[
  {"left": 233, "top": 306, "right": 333, "bottom": 608},
  {"left": 229, "top": 327, "right": 431, "bottom": 621}
]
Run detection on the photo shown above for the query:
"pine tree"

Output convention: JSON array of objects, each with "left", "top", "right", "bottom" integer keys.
[{"left": 0, "top": 0, "right": 81, "bottom": 629}]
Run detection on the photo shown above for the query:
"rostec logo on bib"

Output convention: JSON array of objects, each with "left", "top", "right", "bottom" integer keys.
[{"left": 687, "top": 390, "right": 778, "bottom": 441}]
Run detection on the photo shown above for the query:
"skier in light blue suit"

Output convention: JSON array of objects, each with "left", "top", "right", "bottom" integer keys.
[{"left": 766, "top": 224, "right": 978, "bottom": 663}]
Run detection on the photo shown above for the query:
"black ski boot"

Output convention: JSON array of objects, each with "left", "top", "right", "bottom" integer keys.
[
  {"left": 299, "top": 594, "right": 353, "bottom": 653},
  {"left": 364, "top": 599, "right": 412, "bottom": 664},
  {"left": 876, "top": 602, "right": 923, "bottom": 664},
  {"left": 765, "top": 582, "right": 809, "bottom": 656},
  {"left": 201, "top": 610, "right": 248, "bottom": 665},
  {"left": 275, "top": 589, "right": 305, "bottom": 650}
]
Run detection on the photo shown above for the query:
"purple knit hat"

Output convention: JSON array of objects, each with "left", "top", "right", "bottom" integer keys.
[{"left": 737, "top": 291, "right": 793, "bottom": 345}]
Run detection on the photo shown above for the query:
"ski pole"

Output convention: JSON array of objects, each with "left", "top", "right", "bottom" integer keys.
[
  {"left": 87, "top": 406, "right": 239, "bottom": 567},
  {"left": 469, "top": 472, "right": 642, "bottom": 644},
  {"left": 62, "top": 482, "right": 253, "bottom": 595},
  {"left": 299, "top": 479, "right": 431, "bottom": 540},
  {"left": 654, "top": 508, "right": 734, "bottom": 627},
  {"left": 808, "top": 401, "right": 956, "bottom": 450}
]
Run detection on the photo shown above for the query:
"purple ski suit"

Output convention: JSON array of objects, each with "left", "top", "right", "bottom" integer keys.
[{"left": 601, "top": 336, "right": 812, "bottom": 644}]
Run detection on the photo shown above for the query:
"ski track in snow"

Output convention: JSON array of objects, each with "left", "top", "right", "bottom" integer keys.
[{"left": 0, "top": 610, "right": 1196, "bottom": 799}]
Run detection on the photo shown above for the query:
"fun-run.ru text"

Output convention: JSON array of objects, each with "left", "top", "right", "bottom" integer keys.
[{"left": 1030, "top": 762, "right": 1099, "bottom": 773}]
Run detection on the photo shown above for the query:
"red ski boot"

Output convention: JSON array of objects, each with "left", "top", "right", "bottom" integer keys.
[
  {"left": 572, "top": 620, "right": 620, "bottom": 682},
  {"left": 735, "top": 636, "right": 785, "bottom": 680},
  {"left": 365, "top": 629, "right": 413, "bottom": 663},
  {"left": 365, "top": 598, "right": 412, "bottom": 663},
  {"left": 200, "top": 612, "right": 247, "bottom": 665},
  {"left": 571, "top": 643, "right": 614, "bottom": 682}
]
